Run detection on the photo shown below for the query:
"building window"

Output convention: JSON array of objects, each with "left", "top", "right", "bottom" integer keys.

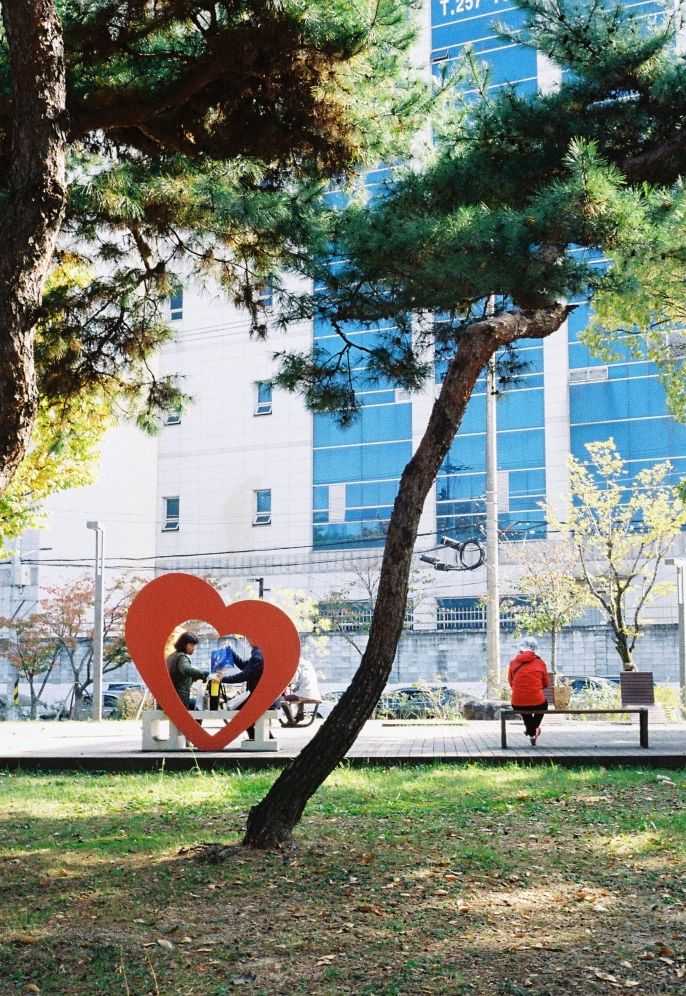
[
  {"left": 163, "top": 496, "right": 180, "bottom": 531},
  {"left": 164, "top": 407, "right": 182, "bottom": 426},
  {"left": 255, "top": 381, "right": 273, "bottom": 416},
  {"left": 318, "top": 598, "right": 413, "bottom": 632},
  {"left": 436, "top": 597, "right": 521, "bottom": 632},
  {"left": 255, "top": 280, "right": 273, "bottom": 309},
  {"left": 253, "top": 489, "right": 272, "bottom": 526},
  {"left": 169, "top": 290, "right": 183, "bottom": 321},
  {"left": 569, "top": 365, "right": 608, "bottom": 384}
]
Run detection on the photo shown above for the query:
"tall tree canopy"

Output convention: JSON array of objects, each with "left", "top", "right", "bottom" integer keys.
[
  {"left": 242, "top": 0, "right": 686, "bottom": 847},
  {"left": 0, "top": 0, "right": 426, "bottom": 521}
]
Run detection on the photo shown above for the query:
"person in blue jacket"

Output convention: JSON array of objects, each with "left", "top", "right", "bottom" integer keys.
[{"left": 218, "top": 644, "right": 279, "bottom": 739}]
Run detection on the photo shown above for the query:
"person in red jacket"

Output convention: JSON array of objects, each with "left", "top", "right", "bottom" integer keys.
[{"left": 508, "top": 636, "right": 550, "bottom": 746}]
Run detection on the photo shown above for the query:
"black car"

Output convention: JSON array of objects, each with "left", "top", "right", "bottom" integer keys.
[{"left": 375, "top": 685, "right": 463, "bottom": 720}]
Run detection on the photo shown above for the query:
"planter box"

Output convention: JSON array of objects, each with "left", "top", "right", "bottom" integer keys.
[{"left": 620, "top": 671, "right": 655, "bottom": 706}]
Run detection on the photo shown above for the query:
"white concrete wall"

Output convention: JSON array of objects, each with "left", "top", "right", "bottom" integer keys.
[
  {"left": 155, "top": 284, "right": 314, "bottom": 567},
  {"left": 36, "top": 420, "right": 159, "bottom": 590}
]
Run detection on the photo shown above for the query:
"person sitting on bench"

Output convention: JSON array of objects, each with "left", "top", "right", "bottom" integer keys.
[
  {"left": 167, "top": 632, "right": 209, "bottom": 712},
  {"left": 508, "top": 636, "right": 550, "bottom": 747},
  {"left": 214, "top": 643, "right": 279, "bottom": 740},
  {"left": 281, "top": 658, "right": 322, "bottom": 725}
]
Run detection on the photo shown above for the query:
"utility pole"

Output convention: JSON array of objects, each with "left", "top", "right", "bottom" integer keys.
[
  {"left": 252, "top": 577, "right": 266, "bottom": 599},
  {"left": 666, "top": 557, "right": 686, "bottom": 710},
  {"left": 485, "top": 353, "right": 501, "bottom": 699},
  {"left": 87, "top": 521, "right": 105, "bottom": 721}
]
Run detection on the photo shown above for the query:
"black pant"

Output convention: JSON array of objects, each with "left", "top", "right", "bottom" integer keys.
[{"left": 515, "top": 700, "right": 548, "bottom": 736}]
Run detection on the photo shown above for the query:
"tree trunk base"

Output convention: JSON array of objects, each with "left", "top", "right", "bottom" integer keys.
[{"left": 243, "top": 803, "right": 295, "bottom": 850}]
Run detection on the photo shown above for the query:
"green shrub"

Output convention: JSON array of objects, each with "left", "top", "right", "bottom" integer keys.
[
  {"left": 374, "top": 680, "right": 464, "bottom": 721},
  {"left": 569, "top": 682, "right": 623, "bottom": 719},
  {"left": 655, "top": 684, "right": 685, "bottom": 722},
  {"left": 114, "top": 689, "right": 153, "bottom": 720}
]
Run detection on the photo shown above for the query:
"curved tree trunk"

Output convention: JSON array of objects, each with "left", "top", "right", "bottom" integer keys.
[
  {"left": 0, "top": 0, "right": 67, "bottom": 491},
  {"left": 244, "top": 303, "right": 572, "bottom": 848}
]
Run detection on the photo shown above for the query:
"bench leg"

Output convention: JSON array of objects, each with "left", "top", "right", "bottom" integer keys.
[
  {"left": 241, "top": 713, "right": 278, "bottom": 751},
  {"left": 142, "top": 712, "right": 186, "bottom": 751},
  {"left": 167, "top": 722, "right": 186, "bottom": 750},
  {"left": 640, "top": 709, "right": 649, "bottom": 748},
  {"left": 142, "top": 712, "right": 158, "bottom": 751},
  {"left": 501, "top": 713, "right": 508, "bottom": 749}
]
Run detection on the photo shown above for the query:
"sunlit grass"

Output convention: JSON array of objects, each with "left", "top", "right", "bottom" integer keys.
[{"left": 1, "top": 765, "right": 684, "bottom": 994}]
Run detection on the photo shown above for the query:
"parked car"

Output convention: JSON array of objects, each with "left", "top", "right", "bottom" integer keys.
[
  {"left": 106, "top": 681, "right": 144, "bottom": 693},
  {"left": 0, "top": 693, "right": 60, "bottom": 720},
  {"left": 317, "top": 685, "right": 469, "bottom": 721},
  {"left": 317, "top": 689, "right": 346, "bottom": 718},
  {"left": 562, "top": 675, "right": 620, "bottom": 694},
  {"left": 374, "top": 685, "right": 464, "bottom": 720},
  {"left": 82, "top": 690, "right": 126, "bottom": 717}
]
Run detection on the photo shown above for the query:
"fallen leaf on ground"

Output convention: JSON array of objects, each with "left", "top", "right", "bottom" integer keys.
[
  {"left": 592, "top": 969, "right": 618, "bottom": 983},
  {"left": 355, "top": 904, "right": 383, "bottom": 916}
]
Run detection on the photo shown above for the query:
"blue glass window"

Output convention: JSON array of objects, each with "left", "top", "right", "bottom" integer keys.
[
  {"left": 163, "top": 497, "right": 179, "bottom": 531},
  {"left": 255, "top": 381, "right": 273, "bottom": 416},
  {"left": 254, "top": 489, "right": 272, "bottom": 526},
  {"left": 256, "top": 281, "right": 273, "bottom": 309},
  {"left": 169, "top": 290, "right": 183, "bottom": 321}
]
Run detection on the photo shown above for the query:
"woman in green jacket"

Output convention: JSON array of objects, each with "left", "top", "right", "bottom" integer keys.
[{"left": 167, "top": 632, "right": 208, "bottom": 710}]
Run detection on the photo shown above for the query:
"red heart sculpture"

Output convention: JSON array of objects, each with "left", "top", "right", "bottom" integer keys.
[{"left": 125, "top": 573, "right": 300, "bottom": 750}]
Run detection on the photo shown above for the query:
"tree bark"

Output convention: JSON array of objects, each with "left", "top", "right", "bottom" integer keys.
[
  {"left": 0, "top": 0, "right": 67, "bottom": 491},
  {"left": 243, "top": 303, "right": 572, "bottom": 848}
]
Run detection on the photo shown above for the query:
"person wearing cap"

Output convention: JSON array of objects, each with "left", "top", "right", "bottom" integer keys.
[
  {"left": 508, "top": 636, "right": 550, "bottom": 746},
  {"left": 167, "top": 631, "right": 209, "bottom": 711}
]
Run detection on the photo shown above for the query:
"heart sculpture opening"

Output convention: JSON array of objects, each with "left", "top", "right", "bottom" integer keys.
[{"left": 125, "top": 573, "right": 300, "bottom": 750}]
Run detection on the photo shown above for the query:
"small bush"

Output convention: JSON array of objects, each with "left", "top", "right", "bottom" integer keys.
[
  {"left": 569, "top": 682, "right": 623, "bottom": 719},
  {"left": 114, "top": 689, "right": 153, "bottom": 720},
  {"left": 655, "top": 684, "right": 685, "bottom": 722},
  {"left": 374, "top": 681, "right": 464, "bottom": 721}
]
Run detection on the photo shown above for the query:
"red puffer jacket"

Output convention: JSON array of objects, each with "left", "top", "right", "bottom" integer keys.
[{"left": 508, "top": 650, "right": 549, "bottom": 707}]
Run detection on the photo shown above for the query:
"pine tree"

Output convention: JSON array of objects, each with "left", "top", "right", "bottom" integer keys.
[
  {"left": 0, "top": 0, "right": 426, "bottom": 502},
  {"left": 243, "top": 0, "right": 686, "bottom": 846}
]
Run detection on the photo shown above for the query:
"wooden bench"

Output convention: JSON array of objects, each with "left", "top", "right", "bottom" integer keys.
[
  {"left": 500, "top": 708, "right": 649, "bottom": 749},
  {"left": 142, "top": 708, "right": 279, "bottom": 752},
  {"left": 279, "top": 697, "right": 322, "bottom": 728}
]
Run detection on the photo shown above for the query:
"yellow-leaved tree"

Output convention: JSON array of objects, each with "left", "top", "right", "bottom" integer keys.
[
  {"left": 548, "top": 439, "right": 686, "bottom": 671},
  {"left": 503, "top": 540, "right": 593, "bottom": 681}
]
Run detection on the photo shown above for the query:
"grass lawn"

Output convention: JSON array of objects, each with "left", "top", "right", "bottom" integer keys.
[{"left": 0, "top": 764, "right": 685, "bottom": 995}]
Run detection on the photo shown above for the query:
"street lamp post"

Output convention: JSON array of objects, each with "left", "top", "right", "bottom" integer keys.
[
  {"left": 86, "top": 521, "right": 105, "bottom": 721},
  {"left": 666, "top": 557, "right": 686, "bottom": 709}
]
